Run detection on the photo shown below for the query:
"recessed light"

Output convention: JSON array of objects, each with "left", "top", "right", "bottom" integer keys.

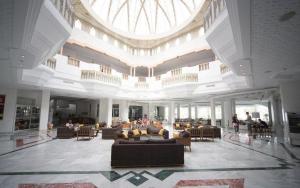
[
  {"left": 239, "top": 64, "right": 243, "bottom": 67},
  {"left": 21, "top": 55, "right": 25, "bottom": 58}
]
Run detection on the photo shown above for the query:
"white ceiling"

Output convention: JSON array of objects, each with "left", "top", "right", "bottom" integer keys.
[{"left": 251, "top": 0, "right": 300, "bottom": 88}]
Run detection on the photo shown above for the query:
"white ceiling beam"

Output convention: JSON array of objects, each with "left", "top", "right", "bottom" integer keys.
[
  {"left": 180, "top": 0, "right": 192, "bottom": 14},
  {"left": 107, "top": 0, "right": 112, "bottom": 21},
  {"left": 140, "top": 0, "right": 152, "bottom": 33},
  {"left": 156, "top": 0, "right": 172, "bottom": 26},
  {"left": 112, "top": 0, "right": 128, "bottom": 24}
]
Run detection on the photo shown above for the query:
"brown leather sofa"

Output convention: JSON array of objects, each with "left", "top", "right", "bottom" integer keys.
[
  {"left": 102, "top": 126, "right": 122, "bottom": 139},
  {"left": 111, "top": 139, "right": 184, "bottom": 167},
  {"left": 57, "top": 127, "right": 75, "bottom": 138}
]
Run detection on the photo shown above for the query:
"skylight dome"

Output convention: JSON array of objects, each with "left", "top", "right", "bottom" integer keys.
[{"left": 88, "top": 0, "right": 204, "bottom": 36}]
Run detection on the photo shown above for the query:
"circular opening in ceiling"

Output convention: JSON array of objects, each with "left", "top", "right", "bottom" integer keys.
[{"left": 86, "top": 0, "right": 205, "bottom": 37}]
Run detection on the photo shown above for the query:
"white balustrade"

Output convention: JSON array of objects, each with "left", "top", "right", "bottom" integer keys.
[
  {"left": 81, "top": 70, "right": 121, "bottom": 86},
  {"left": 220, "top": 64, "right": 230, "bottom": 74},
  {"left": 162, "top": 73, "right": 198, "bottom": 87},
  {"left": 42, "top": 58, "right": 56, "bottom": 70},
  {"left": 51, "top": 0, "right": 75, "bottom": 26},
  {"left": 134, "top": 82, "right": 149, "bottom": 89},
  {"left": 204, "top": 0, "right": 226, "bottom": 31}
]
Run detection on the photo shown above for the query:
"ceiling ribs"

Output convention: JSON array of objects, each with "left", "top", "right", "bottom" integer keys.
[
  {"left": 133, "top": 0, "right": 146, "bottom": 32},
  {"left": 112, "top": 0, "right": 128, "bottom": 24},
  {"left": 171, "top": 0, "right": 177, "bottom": 26},
  {"left": 140, "top": 0, "right": 151, "bottom": 33},
  {"left": 106, "top": 0, "right": 112, "bottom": 21},
  {"left": 180, "top": 0, "right": 192, "bottom": 14},
  {"left": 156, "top": 0, "right": 172, "bottom": 27}
]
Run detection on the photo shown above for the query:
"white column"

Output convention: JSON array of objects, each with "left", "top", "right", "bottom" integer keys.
[
  {"left": 119, "top": 100, "right": 129, "bottom": 122},
  {"left": 148, "top": 67, "right": 151, "bottom": 77},
  {"left": 195, "top": 105, "right": 198, "bottom": 119},
  {"left": 152, "top": 68, "right": 154, "bottom": 77},
  {"left": 168, "top": 102, "right": 175, "bottom": 124},
  {"left": 39, "top": 89, "right": 50, "bottom": 131},
  {"left": 177, "top": 104, "right": 180, "bottom": 119},
  {"left": 223, "top": 98, "right": 235, "bottom": 128},
  {"left": 99, "top": 98, "right": 112, "bottom": 126},
  {"left": 148, "top": 103, "right": 155, "bottom": 120},
  {"left": 210, "top": 98, "right": 216, "bottom": 126},
  {"left": 0, "top": 88, "right": 17, "bottom": 133},
  {"left": 133, "top": 67, "right": 136, "bottom": 77},
  {"left": 130, "top": 67, "right": 132, "bottom": 76},
  {"left": 188, "top": 104, "right": 192, "bottom": 119},
  {"left": 270, "top": 94, "right": 284, "bottom": 142}
]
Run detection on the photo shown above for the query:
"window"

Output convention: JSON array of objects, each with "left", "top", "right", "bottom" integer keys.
[
  {"left": 122, "top": 74, "right": 129, "bottom": 80},
  {"left": 171, "top": 68, "right": 182, "bottom": 76},
  {"left": 138, "top": 77, "right": 146, "bottom": 82},
  {"left": 199, "top": 62, "right": 209, "bottom": 71},
  {"left": 180, "top": 106, "right": 189, "bottom": 119},
  {"left": 100, "top": 65, "right": 111, "bottom": 74},
  {"left": 68, "top": 57, "right": 80, "bottom": 67}
]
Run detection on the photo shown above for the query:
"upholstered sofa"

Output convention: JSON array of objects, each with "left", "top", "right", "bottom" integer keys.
[
  {"left": 127, "top": 126, "right": 169, "bottom": 140},
  {"left": 77, "top": 126, "right": 94, "bottom": 140},
  {"left": 102, "top": 126, "right": 122, "bottom": 139},
  {"left": 188, "top": 126, "right": 221, "bottom": 140},
  {"left": 111, "top": 139, "right": 184, "bottom": 167},
  {"left": 57, "top": 127, "right": 75, "bottom": 138}
]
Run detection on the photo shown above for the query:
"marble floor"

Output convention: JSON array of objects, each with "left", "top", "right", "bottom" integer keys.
[{"left": 0, "top": 129, "right": 300, "bottom": 188}]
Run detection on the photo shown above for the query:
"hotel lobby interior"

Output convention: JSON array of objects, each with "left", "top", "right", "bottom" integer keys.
[{"left": 0, "top": 0, "right": 300, "bottom": 187}]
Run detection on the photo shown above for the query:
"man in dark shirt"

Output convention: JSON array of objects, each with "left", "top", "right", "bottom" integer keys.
[{"left": 258, "top": 119, "right": 268, "bottom": 128}]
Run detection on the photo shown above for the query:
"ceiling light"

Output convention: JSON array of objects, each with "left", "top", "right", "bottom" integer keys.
[
  {"left": 239, "top": 64, "right": 243, "bottom": 67},
  {"left": 21, "top": 55, "right": 25, "bottom": 58}
]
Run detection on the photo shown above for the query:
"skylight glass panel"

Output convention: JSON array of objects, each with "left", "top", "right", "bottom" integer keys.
[{"left": 89, "top": 0, "right": 204, "bottom": 36}]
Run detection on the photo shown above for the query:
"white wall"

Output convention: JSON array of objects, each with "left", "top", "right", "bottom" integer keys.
[
  {"left": 0, "top": 88, "right": 17, "bottom": 133},
  {"left": 280, "top": 81, "right": 300, "bottom": 144},
  {"left": 280, "top": 81, "right": 300, "bottom": 114}
]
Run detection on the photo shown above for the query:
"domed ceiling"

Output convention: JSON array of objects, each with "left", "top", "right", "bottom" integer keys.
[{"left": 88, "top": 0, "right": 205, "bottom": 37}]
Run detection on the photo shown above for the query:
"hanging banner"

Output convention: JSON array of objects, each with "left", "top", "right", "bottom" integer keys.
[{"left": 0, "top": 95, "right": 5, "bottom": 120}]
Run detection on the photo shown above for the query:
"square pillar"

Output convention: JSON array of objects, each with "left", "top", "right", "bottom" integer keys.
[
  {"left": 99, "top": 98, "right": 112, "bottom": 126},
  {"left": 210, "top": 98, "right": 216, "bottom": 126},
  {"left": 39, "top": 89, "right": 50, "bottom": 131}
]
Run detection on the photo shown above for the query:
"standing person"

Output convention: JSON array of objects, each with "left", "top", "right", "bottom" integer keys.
[
  {"left": 245, "top": 112, "right": 253, "bottom": 135},
  {"left": 232, "top": 114, "right": 239, "bottom": 133}
]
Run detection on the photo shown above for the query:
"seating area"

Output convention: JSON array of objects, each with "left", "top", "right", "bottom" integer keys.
[{"left": 111, "top": 139, "right": 184, "bottom": 167}]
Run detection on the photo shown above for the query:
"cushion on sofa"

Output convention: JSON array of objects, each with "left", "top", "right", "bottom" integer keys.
[
  {"left": 132, "top": 129, "right": 140, "bottom": 136},
  {"left": 147, "top": 126, "right": 160, "bottom": 134},
  {"left": 173, "top": 132, "right": 180, "bottom": 138},
  {"left": 158, "top": 129, "right": 164, "bottom": 136},
  {"left": 141, "top": 129, "right": 147, "bottom": 135}
]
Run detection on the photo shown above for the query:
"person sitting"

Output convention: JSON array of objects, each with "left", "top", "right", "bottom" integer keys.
[
  {"left": 232, "top": 114, "right": 239, "bottom": 133},
  {"left": 142, "top": 114, "right": 149, "bottom": 126},
  {"left": 258, "top": 119, "right": 268, "bottom": 129},
  {"left": 65, "top": 120, "right": 73, "bottom": 128}
]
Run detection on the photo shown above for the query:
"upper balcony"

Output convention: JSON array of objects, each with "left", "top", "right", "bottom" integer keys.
[{"left": 20, "top": 54, "right": 248, "bottom": 99}]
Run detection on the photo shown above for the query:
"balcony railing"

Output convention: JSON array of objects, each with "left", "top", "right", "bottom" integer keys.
[
  {"left": 220, "top": 64, "right": 230, "bottom": 74},
  {"left": 42, "top": 58, "right": 56, "bottom": 70},
  {"left": 162, "top": 73, "right": 198, "bottom": 87},
  {"left": 51, "top": 0, "right": 75, "bottom": 26},
  {"left": 134, "top": 82, "right": 149, "bottom": 89},
  {"left": 204, "top": 0, "right": 226, "bottom": 31},
  {"left": 81, "top": 70, "right": 121, "bottom": 86}
]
